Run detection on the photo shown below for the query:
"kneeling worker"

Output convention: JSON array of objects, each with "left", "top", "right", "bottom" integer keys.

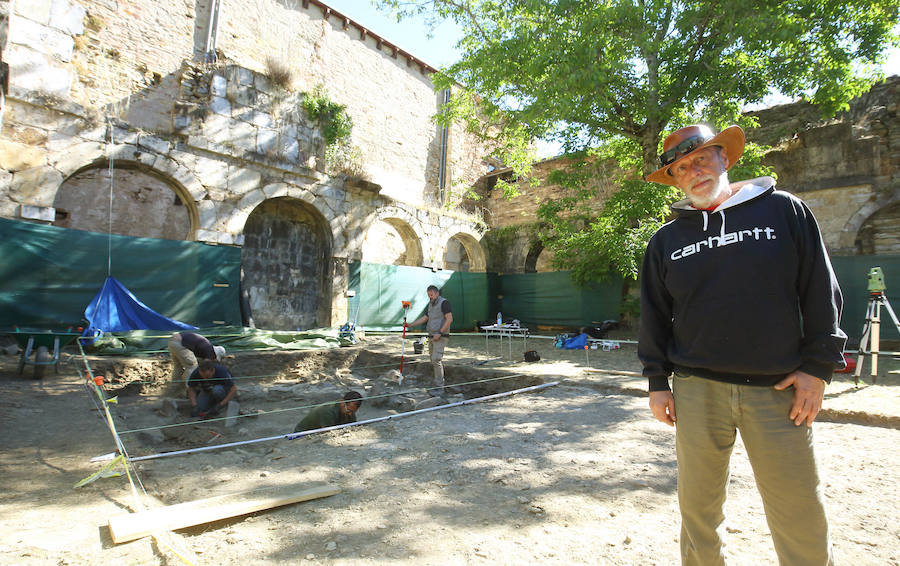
[
  {"left": 188, "top": 359, "right": 237, "bottom": 417},
  {"left": 293, "top": 391, "right": 363, "bottom": 433}
]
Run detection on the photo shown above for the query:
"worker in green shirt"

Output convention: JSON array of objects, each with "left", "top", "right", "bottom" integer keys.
[{"left": 293, "top": 391, "right": 363, "bottom": 433}]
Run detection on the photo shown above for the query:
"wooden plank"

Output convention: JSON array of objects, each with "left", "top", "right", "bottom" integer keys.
[
  {"left": 108, "top": 483, "right": 339, "bottom": 544},
  {"left": 584, "top": 368, "right": 643, "bottom": 378}
]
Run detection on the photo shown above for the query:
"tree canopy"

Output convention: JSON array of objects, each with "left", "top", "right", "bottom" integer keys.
[{"left": 381, "top": 0, "right": 900, "bottom": 282}]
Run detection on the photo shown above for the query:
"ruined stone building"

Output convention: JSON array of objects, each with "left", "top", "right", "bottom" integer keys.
[
  {"left": 0, "top": 0, "right": 491, "bottom": 329},
  {"left": 2, "top": 0, "right": 898, "bottom": 330},
  {"left": 472, "top": 77, "right": 900, "bottom": 274}
]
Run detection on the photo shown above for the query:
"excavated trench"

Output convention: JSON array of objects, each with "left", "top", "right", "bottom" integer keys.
[{"left": 85, "top": 345, "right": 544, "bottom": 457}]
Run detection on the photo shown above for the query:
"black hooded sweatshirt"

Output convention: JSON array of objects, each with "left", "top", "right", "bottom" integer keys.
[{"left": 638, "top": 177, "right": 847, "bottom": 392}]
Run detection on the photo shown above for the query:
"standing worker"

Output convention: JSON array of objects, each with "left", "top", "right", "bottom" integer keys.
[
  {"left": 639, "top": 124, "right": 847, "bottom": 565},
  {"left": 168, "top": 331, "right": 225, "bottom": 383},
  {"left": 405, "top": 285, "right": 453, "bottom": 392}
]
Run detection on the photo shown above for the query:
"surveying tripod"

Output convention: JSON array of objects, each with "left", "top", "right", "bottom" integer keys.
[{"left": 854, "top": 290, "right": 900, "bottom": 383}]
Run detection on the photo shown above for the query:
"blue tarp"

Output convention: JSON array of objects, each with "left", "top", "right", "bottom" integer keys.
[
  {"left": 83, "top": 276, "right": 195, "bottom": 339},
  {"left": 563, "top": 333, "right": 589, "bottom": 349}
]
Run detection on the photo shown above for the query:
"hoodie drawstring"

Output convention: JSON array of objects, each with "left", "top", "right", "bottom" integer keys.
[{"left": 699, "top": 209, "right": 727, "bottom": 237}]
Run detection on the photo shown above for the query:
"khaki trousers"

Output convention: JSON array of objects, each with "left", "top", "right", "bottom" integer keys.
[
  {"left": 168, "top": 334, "right": 197, "bottom": 387},
  {"left": 427, "top": 336, "right": 448, "bottom": 388},
  {"left": 673, "top": 373, "right": 833, "bottom": 566}
]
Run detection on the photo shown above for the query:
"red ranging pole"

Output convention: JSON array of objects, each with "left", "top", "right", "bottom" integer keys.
[{"left": 400, "top": 300, "right": 412, "bottom": 373}]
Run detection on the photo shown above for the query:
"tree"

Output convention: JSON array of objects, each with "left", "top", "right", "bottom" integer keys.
[{"left": 381, "top": 0, "right": 900, "bottom": 281}]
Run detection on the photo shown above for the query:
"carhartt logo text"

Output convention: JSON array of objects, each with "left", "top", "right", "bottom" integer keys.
[{"left": 670, "top": 227, "right": 776, "bottom": 260}]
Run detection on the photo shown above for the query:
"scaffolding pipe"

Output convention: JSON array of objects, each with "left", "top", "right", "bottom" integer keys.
[{"left": 130, "top": 381, "right": 558, "bottom": 462}]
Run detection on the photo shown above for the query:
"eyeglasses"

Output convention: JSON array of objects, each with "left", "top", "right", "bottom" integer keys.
[{"left": 658, "top": 134, "right": 712, "bottom": 168}]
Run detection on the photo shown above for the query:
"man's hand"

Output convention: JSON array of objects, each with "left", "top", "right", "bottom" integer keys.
[
  {"left": 649, "top": 390, "right": 676, "bottom": 426},
  {"left": 432, "top": 333, "right": 441, "bottom": 342},
  {"left": 774, "top": 370, "right": 826, "bottom": 427}
]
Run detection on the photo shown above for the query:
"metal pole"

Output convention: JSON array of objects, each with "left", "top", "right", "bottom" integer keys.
[
  {"left": 872, "top": 299, "right": 881, "bottom": 377},
  {"left": 130, "top": 382, "right": 559, "bottom": 462}
]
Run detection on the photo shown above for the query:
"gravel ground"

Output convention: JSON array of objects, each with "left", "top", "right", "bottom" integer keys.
[{"left": 1, "top": 332, "right": 898, "bottom": 565}]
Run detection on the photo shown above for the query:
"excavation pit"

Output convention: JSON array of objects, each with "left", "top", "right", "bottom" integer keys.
[{"left": 87, "top": 345, "right": 544, "bottom": 456}]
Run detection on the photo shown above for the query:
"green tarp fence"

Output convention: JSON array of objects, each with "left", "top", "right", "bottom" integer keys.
[
  {"left": 348, "top": 261, "right": 623, "bottom": 332},
  {"left": 831, "top": 255, "right": 900, "bottom": 341},
  {"left": 498, "top": 271, "right": 624, "bottom": 330},
  {"left": 3, "top": 217, "right": 895, "bottom": 342},
  {"left": 87, "top": 326, "right": 346, "bottom": 355},
  {"left": 0, "top": 217, "right": 242, "bottom": 330},
  {"left": 347, "top": 261, "right": 494, "bottom": 331}
]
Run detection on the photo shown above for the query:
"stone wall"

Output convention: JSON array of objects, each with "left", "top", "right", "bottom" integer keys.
[
  {"left": 241, "top": 197, "right": 332, "bottom": 330},
  {"left": 0, "top": 0, "right": 9, "bottom": 130},
  {"left": 478, "top": 77, "right": 900, "bottom": 271},
  {"left": 0, "top": 0, "right": 490, "bottom": 329},
  {"left": 746, "top": 76, "right": 900, "bottom": 255},
  {"left": 54, "top": 165, "right": 193, "bottom": 240},
  {"left": 469, "top": 156, "right": 618, "bottom": 272}
]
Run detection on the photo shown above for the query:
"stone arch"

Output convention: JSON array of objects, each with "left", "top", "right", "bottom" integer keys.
[
  {"left": 443, "top": 231, "right": 487, "bottom": 272},
  {"left": 838, "top": 189, "right": 900, "bottom": 254},
  {"left": 49, "top": 140, "right": 207, "bottom": 202},
  {"left": 240, "top": 197, "right": 333, "bottom": 330},
  {"left": 854, "top": 200, "right": 900, "bottom": 255},
  {"left": 52, "top": 159, "right": 198, "bottom": 240},
  {"left": 228, "top": 182, "right": 342, "bottom": 248},
  {"left": 524, "top": 241, "right": 543, "bottom": 273},
  {"left": 359, "top": 205, "right": 426, "bottom": 266},
  {"left": 533, "top": 248, "right": 555, "bottom": 272},
  {"left": 362, "top": 217, "right": 424, "bottom": 266}
]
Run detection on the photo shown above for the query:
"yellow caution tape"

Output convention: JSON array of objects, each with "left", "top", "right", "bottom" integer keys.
[{"left": 74, "top": 454, "right": 124, "bottom": 488}]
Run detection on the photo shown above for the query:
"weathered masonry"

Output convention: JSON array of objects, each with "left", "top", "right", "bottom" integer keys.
[
  {"left": 472, "top": 77, "right": 900, "bottom": 273},
  {"left": 0, "top": 0, "right": 491, "bottom": 329},
  {"left": 747, "top": 77, "right": 900, "bottom": 257}
]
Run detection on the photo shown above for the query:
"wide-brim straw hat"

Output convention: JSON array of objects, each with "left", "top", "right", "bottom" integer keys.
[{"left": 645, "top": 124, "right": 745, "bottom": 186}]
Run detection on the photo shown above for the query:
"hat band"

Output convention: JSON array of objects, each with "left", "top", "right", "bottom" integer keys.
[{"left": 658, "top": 134, "right": 712, "bottom": 168}]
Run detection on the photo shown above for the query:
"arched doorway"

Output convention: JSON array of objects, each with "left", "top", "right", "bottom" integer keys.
[
  {"left": 361, "top": 218, "right": 423, "bottom": 266},
  {"left": 534, "top": 249, "right": 555, "bottom": 272},
  {"left": 53, "top": 162, "right": 193, "bottom": 239},
  {"left": 855, "top": 202, "right": 900, "bottom": 255},
  {"left": 524, "top": 242, "right": 542, "bottom": 273},
  {"left": 443, "top": 232, "right": 486, "bottom": 272},
  {"left": 525, "top": 243, "right": 554, "bottom": 273},
  {"left": 444, "top": 237, "right": 470, "bottom": 272},
  {"left": 241, "top": 198, "right": 332, "bottom": 330}
]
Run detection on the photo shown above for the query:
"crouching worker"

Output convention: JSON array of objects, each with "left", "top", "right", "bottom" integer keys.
[
  {"left": 188, "top": 359, "right": 237, "bottom": 418},
  {"left": 293, "top": 391, "right": 363, "bottom": 433},
  {"left": 169, "top": 331, "right": 225, "bottom": 383}
]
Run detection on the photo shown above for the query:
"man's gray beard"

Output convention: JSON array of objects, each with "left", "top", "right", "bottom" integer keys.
[{"left": 689, "top": 179, "right": 731, "bottom": 209}]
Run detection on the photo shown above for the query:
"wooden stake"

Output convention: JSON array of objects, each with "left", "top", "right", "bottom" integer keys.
[
  {"left": 108, "top": 483, "right": 339, "bottom": 544},
  {"left": 583, "top": 368, "right": 644, "bottom": 378}
]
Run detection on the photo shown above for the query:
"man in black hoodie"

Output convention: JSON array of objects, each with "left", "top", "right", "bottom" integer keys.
[{"left": 639, "top": 124, "right": 846, "bottom": 566}]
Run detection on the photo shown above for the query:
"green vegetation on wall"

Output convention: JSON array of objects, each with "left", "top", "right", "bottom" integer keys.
[{"left": 301, "top": 87, "right": 353, "bottom": 147}]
